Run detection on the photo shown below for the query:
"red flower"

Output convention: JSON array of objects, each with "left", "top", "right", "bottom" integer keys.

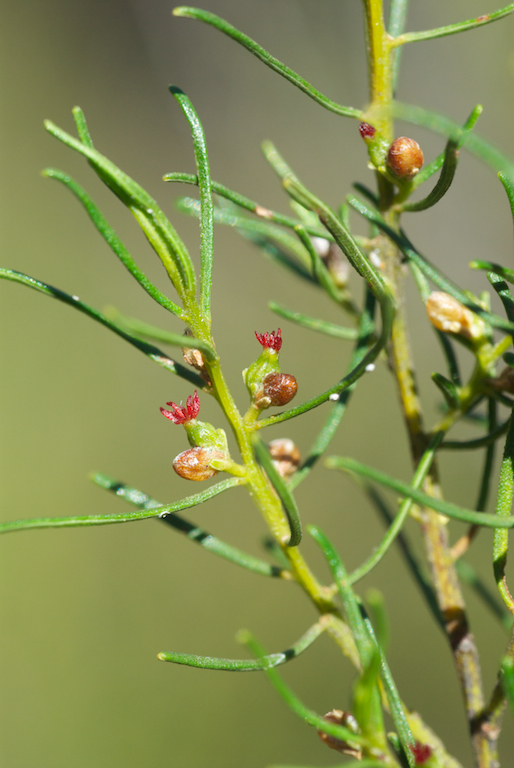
[
  {"left": 255, "top": 328, "right": 282, "bottom": 352},
  {"left": 359, "top": 122, "right": 376, "bottom": 139},
  {"left": 160, "top": 390, "right": 200, "bottom": 424},
  {"left": 410, "top": 742, "right": 432, "bottom": 765}
]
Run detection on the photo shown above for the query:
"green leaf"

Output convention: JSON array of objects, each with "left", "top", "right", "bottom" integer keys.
[
  {"left": 486, "top": 271, "right": 514, "bottom": 323},
  {"left": 0, "top": 476, "right": 242, "bottom": 535},
  {"left": 349, "top": 196, "right": 514, "bottom": 335},
  {"left": 251, "top": 435, "right": 302, "bottom": 546},
  {"left": 326, "top": 455, "right": 514, "bottom": 528},
  {"left": 170, "top": 87, "right": 213, "bottom": 320},
  {"left": 499, "top": 172, "right": 514, "bottom": 235},
  {"left": 392, "top": 102, "right": 514, "bottom": 181},
  {"left": 308, "top": 526, "right": 373, "bottom": 665},
  {"left": 501, "top": 656, "right": 514, "bottom": 716},
  {"left": 0, "top": 268, "right": 205, "bottom": 386},
  {"left": 172, "top": 8, "right": 363, "bottom": 119},
  {"left": 103, "top": 308, "right": 216, "bottom": 361},
  {"left": 493, "top": 407, "right": 514, "bottom": 613},
  {"left": 176, "top": 196, "right": 313, "bottom": 272},
  {"left": 402, "top": 105, "right": 482, "bottom": 212},
  {"left": 91, "top": 474, "right": 287, "bottom": 578},
  {"left": 431, "top": 372, "right": 460, "bottom": 409},
  {"left": 393, "top": 4, "right": 514, "bottom": 46},
  {"left": 388, "top": 0, "right": 409, "bottom": 91},
  {"left": 43, "top": 168, "right": 183, "bottom": 316},
  {"left": 237, "top": 630, "right": 366, "bottom": 747},
  {"left": 269, "top": 301, "right": 358, "bottom": 340},
  {"left": 164, "top": 172, "right": 334, "bottom": 240},
  {"left": 44, "top": 117, "right": 196, "bottom": 298},
  {"left": 348, "top": 431, "right": 444, "bottom": 584},
  {"left": 440, "top": 420, "right": 509, "bottom": 451},
  {"left": 158, "top": 621, "right": 325, "bottom": 669},
  {"left": 288, "top": 287, "right": 375, "bottom": 490},
  {"left": 294, "top": 224, "right": 345, "bottom": 304}
]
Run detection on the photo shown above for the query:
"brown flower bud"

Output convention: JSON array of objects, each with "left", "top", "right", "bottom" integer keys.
[
  {"left": 317, "top": 710, "right": 361, "bottom": 758},
  {"left": 426, "top": 291, "right": 486, "bottom": 341},
  {"left": 257, "top": 372, "right": 298, "bottom": 407},
  {"left": 268, "top": 438, "right": 301, "bottom": 478},
  {"left": 488, "top": 366, "right": 514, "bottom": 394},
  {"left": 387, "top": 137, "right": 424, "bottom": 179},
  {"left": 173, "top": 447, "right": 225, "bottom": 481}
]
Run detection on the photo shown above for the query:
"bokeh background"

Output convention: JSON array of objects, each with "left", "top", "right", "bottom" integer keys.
[{"left": 2, "top": 1, "right": 514, "bottom": 766}]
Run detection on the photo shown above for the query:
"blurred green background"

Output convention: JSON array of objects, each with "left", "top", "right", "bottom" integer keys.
[{"left": 2, "top": 1, "right": 514, "bottom": 766}]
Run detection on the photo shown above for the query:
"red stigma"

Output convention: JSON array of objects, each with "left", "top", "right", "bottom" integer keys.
[
  {"left": 160, "top": 390, "right": 201, "bottom": 424},
  {"left": 255, "top": 328, "right": 282, "bottom": 352},
  {"left": 410, "top": 743, "right": 432, "bottom": 765},
  {"left": 359, "top": 122, "right": 376, "bottom": 139}
]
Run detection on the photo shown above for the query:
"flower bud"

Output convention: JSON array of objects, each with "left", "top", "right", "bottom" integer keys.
[
  {"left": 387, "top": 137, "right": 424, "bottom": 179},
  {"left": 317, "top": 710, "right": 361, "bottom": 758},
  {"left": 244, "top": 329, "right": 282, "bottom": 400},
  {"left": 487, "top": 366, "right": 514, "bottom": 394},
  {"left": 426, "top": 292, "right": 487, "bottom": 341},
  {"left": 359, "top": 122, "right": 390, "bottom": 168},
  {"left": 269, "top": 438, "right": 301, "bottom": 478},
  {"left": 173, "top": 447, "right": 226, "bottom": 481},
  {"left": 255, "top": 372, "right": 298, "bottom": 408}
]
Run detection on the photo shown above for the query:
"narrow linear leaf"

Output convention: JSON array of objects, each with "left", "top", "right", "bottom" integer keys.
[
  {"left": 361, "top": 613, "right": 416, "bottom": 767},
  {"left": 432, "top": 372, "right": 460, "bottom": 409},
  {"left": 92, "top": 474, "right": 287, "bottom": 578},
  {"left": 440, "top": 420, "right": 509, "bottom": 450},
  {"left": 388, "top": 0, "right": 409, "bottom": 91},
  {"left": 72, "top": 106, "right": 94, "bottom": 147},
  {"left": 103, "top": 308, "right": 216, "bottom": 360},
  {"left": 499, "top": 172, "right": 514, "bottom": 236},
  {"left": 487, "top": 272, "right": 514, "bottom": 323},
  {"left": 0, "top": 268, "right": 205, "bottom": 386},
  {"left": 0, "top": 477, "right": 241, "bottom": 535},
  {"left": 176, "top": 196, "right": 313, "bottom": 270},
  {"left": 158, "top": 621, "right": 325, "bottom": 669},
  {"left": 349, "top": 196, "right": 514, "bottom": 335},
  {"left": 44, "top": 118, "right": 196, "bottom": 295},
  {"left": 349, "top": 431, "right": 444, "bottom": 584},
  {"left": 269, "top": 301, "right": 358, "bottom": 340},
  {"left": 501, "top": 657, "right": 514, "bottom": 716},
  {"left": 43, "top": 168, "right": 182, "bottom": 316},
  {"left": 294, "top": 225, "right": 344, "bottom": 303},
  {"left": 289, "top": 287, "right": 375, "bottom": 489},
  {"left": 326, "top": 455, "right": 514, "bottom": 528},
  {"left": 308, "top": 526, "right": 374, "bottom": 665},
  {"left": 172, "top": 8, "right": 362, "bottom": 119},
  {"left": 392, "top": 102, "right": 514, "bottom": 181},
  {"left": 363, "top": 486, "right": 442, "bottom": 628},
  {"left": 238, "top": 630, "right": 366, "bottom": 746},
  {"left": 164, "top": 172, "right": 334, "bottom": 240},
  {"left": 393, "top": 4, "right": 514, "bottom": 46},
  {"left": 252, "top": 435, "right": 302, "bottom": 546},
  {"left": 170, "top": 87, "right": 213, "bottom": 319},
  {"left": 402, "top": 106, "right": 482, "bottom": 212},
  {"left": 493, "top": 407, "right": 514, "bottom": 614}
]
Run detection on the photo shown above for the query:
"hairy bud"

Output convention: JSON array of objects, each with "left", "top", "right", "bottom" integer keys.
[
  {"left": 268, "top": 438, "right": 301, "bottom": 477},
  {"left": 387, "top": 136, "right": 424, "bottom": 179},
  {"left": 173, "top": 447, "right": 227, "bottom": 481},
  {"left": 317, "top": 710, "right": 361, "bottom": 758},
  {"left": 426, "top": 292, "right": 486, "bottom": 341}
]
